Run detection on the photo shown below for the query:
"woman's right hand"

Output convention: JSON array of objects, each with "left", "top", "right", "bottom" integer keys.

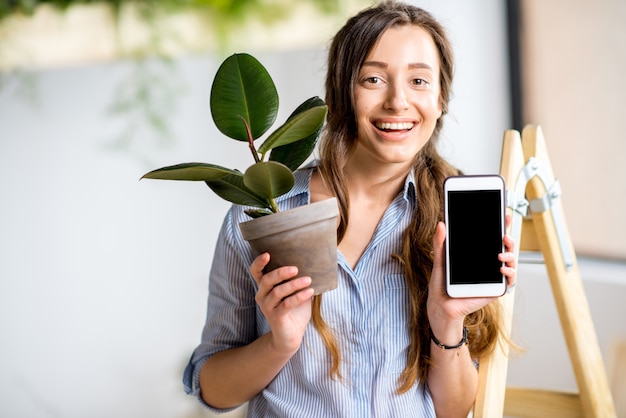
[
  {"left": 250, "top": 253, "right": 315, "bottom": 356},
  {"left": 199, "top": 253, "right": 315, "bottom": 408}
]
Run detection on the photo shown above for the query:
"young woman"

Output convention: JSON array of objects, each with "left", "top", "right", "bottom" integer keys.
[{"left": 183, "top": 2, "right": 517, "bottom": 416}]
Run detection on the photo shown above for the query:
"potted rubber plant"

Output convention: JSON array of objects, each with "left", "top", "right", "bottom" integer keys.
[{"left": 142, "top": 53, "right": 338, "bottom": 294}]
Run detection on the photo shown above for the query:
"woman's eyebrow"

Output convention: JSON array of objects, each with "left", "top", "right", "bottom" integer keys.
[
  {"left": 361, "top": 61, "right": 434, "bottom": 71},
  {"left": 409, "top": 63, "right": 433, "bottom": 71}
]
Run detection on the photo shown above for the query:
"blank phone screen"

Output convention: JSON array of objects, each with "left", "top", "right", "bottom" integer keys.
[{"left": 447, "top": 190, "right": 503, "bottom": 284}]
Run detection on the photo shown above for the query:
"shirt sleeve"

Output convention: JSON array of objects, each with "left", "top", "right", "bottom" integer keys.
[{"left": 182, "top": 205, "right": 258, "bottom": 411}]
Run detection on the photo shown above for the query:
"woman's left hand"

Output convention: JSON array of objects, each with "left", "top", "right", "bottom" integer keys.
[{"left": 427, "top": 216, "right": 517, "bottom": 338}]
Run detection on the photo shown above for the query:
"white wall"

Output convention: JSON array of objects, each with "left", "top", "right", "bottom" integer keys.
[
  {"left": 0, "top": 50, "right": 329, "bottom": 418},
  {"left": 5, "top": 1, "right": 621, "bottom": 417}
]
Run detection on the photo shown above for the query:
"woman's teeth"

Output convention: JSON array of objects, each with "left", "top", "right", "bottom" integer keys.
[{"left": 375, "top": 122, "right": 414, "bottom": 131}]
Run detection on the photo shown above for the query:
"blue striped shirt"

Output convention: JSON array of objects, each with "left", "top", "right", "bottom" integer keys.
[{"left": 183, "top": 164, "right": 436, "bottom": 417}]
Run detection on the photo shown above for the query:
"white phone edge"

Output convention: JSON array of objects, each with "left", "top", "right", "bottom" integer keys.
[{"left": 444, "top": 174, "right": 506, "bottom": 298}]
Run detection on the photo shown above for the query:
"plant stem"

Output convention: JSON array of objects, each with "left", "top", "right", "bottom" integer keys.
[
  {"left": 269, "top": 199, "right": 280, "bottom": 213},
  {"left": 242, "top": 117, "right": 260, "bottom": 163}
]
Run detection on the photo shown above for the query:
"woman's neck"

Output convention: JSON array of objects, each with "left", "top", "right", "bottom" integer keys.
[
  {"left": 342, "top": 156, "right": 411, "bottom": 206},
  {"left": 309, "top": 152, "right": 413, "bottom": 207}
]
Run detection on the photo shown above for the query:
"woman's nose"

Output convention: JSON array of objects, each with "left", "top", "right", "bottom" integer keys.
[{"left": 385, "top": 83, "right": 409, "bottom": 111}]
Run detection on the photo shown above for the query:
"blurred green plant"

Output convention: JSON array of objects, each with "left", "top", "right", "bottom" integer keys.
[
  {"left": 103, "top": 55, "right": 184, "bottom": 161},
  {"left": 0, "top": 0, "right": 339, "bottom": 161},
  {"left": 0, "top": 0, "right": 340, "bottom": 24}
]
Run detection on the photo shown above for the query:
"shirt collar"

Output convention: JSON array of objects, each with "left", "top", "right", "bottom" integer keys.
[{"left": 403, "top": 168, "right": 416, "bottom": 200}]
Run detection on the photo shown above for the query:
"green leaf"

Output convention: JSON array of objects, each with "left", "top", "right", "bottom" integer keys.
[
  {"left": 288, "top": 96, "right": 325, "bottom": 119},
  {"left": 210, "top": 53, "right": 278, "bottom": 141},
  {"left": 270, "top": 97, "right": 325, "bottom": 171},
  {"left": 141, "top": 163, "right": 240, "bottom": 181},
  {"left": 205, "top": 173, "right": 270, "bottom": 208},
  {"left": 243, "top": 161, "right": 294, "bottom": 200},
  {"left": 258, "top": 105, "right": 327, "bottom": 155}
]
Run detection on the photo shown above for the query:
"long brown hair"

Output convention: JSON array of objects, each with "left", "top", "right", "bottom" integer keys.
[{"left": 312, "top": 0, "right": 503, "bottom": 392}]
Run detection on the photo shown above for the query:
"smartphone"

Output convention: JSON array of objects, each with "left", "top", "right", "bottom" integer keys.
[{"left": 444, "top": 175, "right": 506, "bottom": 298}]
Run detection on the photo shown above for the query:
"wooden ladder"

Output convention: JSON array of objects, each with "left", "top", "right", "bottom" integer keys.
[{"left": 472, "top": 125, "right": 617, "bottom": 418}]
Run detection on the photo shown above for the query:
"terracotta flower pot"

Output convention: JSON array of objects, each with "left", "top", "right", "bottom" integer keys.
[{"left": 239, "top": 197, "right": 339, "bottom": 295}]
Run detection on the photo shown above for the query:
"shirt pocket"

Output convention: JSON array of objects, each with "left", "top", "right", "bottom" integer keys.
[{"left": 384, "top": 274, "right": 411, "bottom": 374}]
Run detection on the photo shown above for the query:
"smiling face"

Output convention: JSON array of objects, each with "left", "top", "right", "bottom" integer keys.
[{"left": 351, "top": 24, "right": 443, "bottom": 169}]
